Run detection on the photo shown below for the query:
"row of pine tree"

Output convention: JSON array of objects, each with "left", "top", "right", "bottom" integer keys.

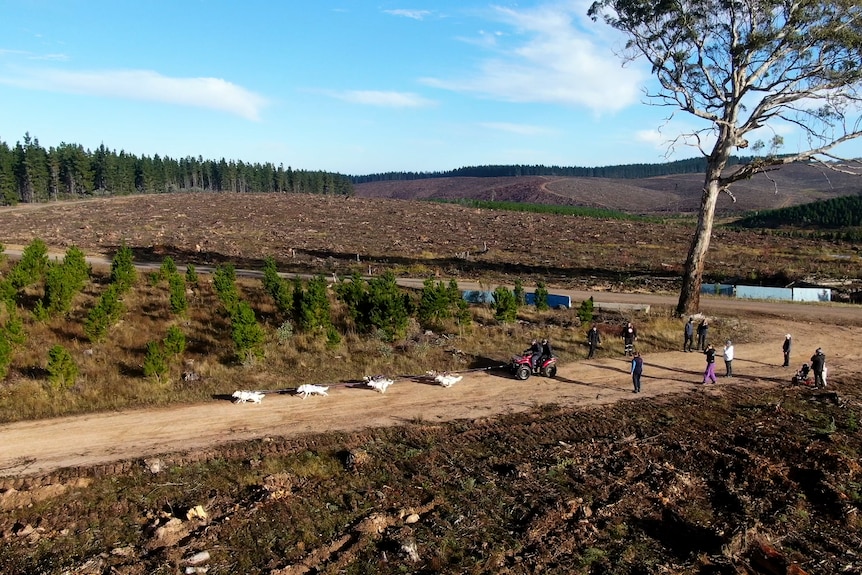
[{"left": 0, "top": 133, "right": 354, "bottom": 205}]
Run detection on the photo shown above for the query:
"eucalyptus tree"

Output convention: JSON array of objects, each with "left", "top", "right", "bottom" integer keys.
[{"left": 589, "top": 0, "right": 862, "bottom": 313}]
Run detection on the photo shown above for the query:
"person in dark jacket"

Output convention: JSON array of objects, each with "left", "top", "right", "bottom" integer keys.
[
  {"left": 810, "top": 347, "right": 826, "bottom": 388},
  {"left": 630, "top": 351, "right": 644, "bottom": 393},
  {"left": 541, "top": 338, "right": 553, "bottom": 362},
  {"left": 622, "top": 322, "right": 637, "bottom": 356},
  {"left": 696, "top": 319, "right": 709, "bottom": 351},
  {"left": 782, "top": 334, "right": 792, "bottom": 367},
  {"left": 586, "top": 325, "right": 601, "bottom": 359},
  {"left": 683, "top": 317, "right": 694, "bottom": 352},
  {"left": 702, "top": 344, "right": 717, "bottom": 384},
  {"left": 527, "top": 339, "right": 542, "bottom": 372}
]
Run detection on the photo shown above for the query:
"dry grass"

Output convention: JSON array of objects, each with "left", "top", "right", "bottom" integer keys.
[{"left": 0, "top": 255, "right": 734, "bottom": 423}]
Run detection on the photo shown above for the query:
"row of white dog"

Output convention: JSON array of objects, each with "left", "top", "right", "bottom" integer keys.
[{"left": 231, "top": 372, "right": 464, "bottom": 404}]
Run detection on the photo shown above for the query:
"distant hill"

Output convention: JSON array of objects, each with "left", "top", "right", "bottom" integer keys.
[
  {"left": 354, "top": 163, "right": 862, "bottom": 215},
  {"left": 349, "top": 156, "right": 748, "bottom": 181}
]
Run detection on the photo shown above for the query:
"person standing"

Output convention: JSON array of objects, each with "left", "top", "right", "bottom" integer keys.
[
  {"left": 630, "top": 351, "right": 644, "bottom": 393},
  {"left": 723, "top": 340, "right": 734, "bottom": 377},
  {"left": 586, "top": 324, "right": 601, "bottom": 359},
  {"left": 542, "top": 338, "right": 553, "bottom": 359},
  {"left": 782, "top": 334, "right": 792, "bottom": 367},
  {"left": 810, "top": 348, "right": 826, "bottom": 388},
  {"left": 683, "top": 317, "right": 694, "bottom": 352},
  {"left": 702, "top": 344, "right": 717, "bottom": 384},
  {"left": 622, "top": 322, "right": 637, "bottom": 356},
  {"left": 696, "top": 319, "right": 709, "bottom": 351}
]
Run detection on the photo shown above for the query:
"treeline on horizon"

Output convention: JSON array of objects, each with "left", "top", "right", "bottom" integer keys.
[
  {"left": 733, "top": 193, "right": 862, "bottom": 230},
  {"left": 0, "top": 131, "right": 760, "bottom": 206},
  {"left": 0, "top": 133, "right": 354, "bottom": 205},
  {"left": 349, "top": 156, "right": 754, "bottom": 183}
]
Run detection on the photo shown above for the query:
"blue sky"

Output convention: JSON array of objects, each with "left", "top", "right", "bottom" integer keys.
[{"left": 1, "top": 1, "right": 859, "bottom": 176}]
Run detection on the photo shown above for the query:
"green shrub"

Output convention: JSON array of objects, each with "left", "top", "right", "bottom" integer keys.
[
  {"left": 293, "top": 275, "right": 332, "bottom": 332},
  {"left": 32, "top": 299, "right": 49, "bottom": 322},
  {"left": 534, "top": 282, "right": 549, "bottom": 311},
  {"left": 231, "top": 301, "right": 265, "bottom": 361},
  {"left": 335, "top": 272, "right": 366, "bottom": 323},
  {"left": 168, "top": 273, "right": 188, "bottom": 316},
  {"left": 62, "top": 246, "right": 90, "bottom": 289},
  {"left": 163, "top": 325, "right": 186, "bottom": 357},
  {"left": 160, "top": 256, "right": 177, "bottom": 279},
  {"left": 47, "top": 345, "right": 77, "bottom": 390},
  {"left": 262, "top": 257, "right": 291, "bottom": 316},
  {"left": 213, "top": 263, "right": 239, "bottom": 312},
  {"left": 513, "top": 279, "right": 526, "bottom": 307},
  {"left": 44, "top": 247, "right": 91, "bottom": 316},
  {"left": 418, "top": 279, "right": 452, "bottom": 328},
  {"left": 143, "top": 340, "right": 169, "bottom": 382},
  {"left": 110, "top": 243, "right": 137, "bottom": 292},
  {"left": 9, "top": 238, "right": 49, "bottom": 291},
  {"left": 84, "top": 284, "right": 124, "bottom": 342},
  {"left": 185, "top": 263, "right": 198, "bottom": 286},
  {"left": 0, "top": 332, "right": 11, "bottom": 379},
  {"left": 44, "top": 265, "right": 76, "bottom": 315},
  {"left": 455, "top": 297, "right": 472, "bottom": 327},
  {"left": 417, "top": 278, "right": 468, "bottom": 330},
  {"left": 492, "top": 287, "right": 518, "bottom": 323},
  {"left": 4, "top": 309, "right": 26, "bottom": 346},
  {"left": 355, "top": 272, "right": 411, "bottom": 341},
  {"left": 326, "top": 324, "right": 341, "bottom": 348},
  {"left": 0, "top": 278, "right": 14, "bottom": 306},
  {"left": 577, "top": 297, "right": 595, "bottom": 324},
  {"left": 262, "top": 256, "right": 281, "bottom": 296}
]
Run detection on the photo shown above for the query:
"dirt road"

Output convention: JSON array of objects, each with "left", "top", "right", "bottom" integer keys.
[{"left": 1, "top": 301, "right": 859, "bottom": 478}]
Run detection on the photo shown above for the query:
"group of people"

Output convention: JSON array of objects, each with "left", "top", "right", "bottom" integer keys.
[
  {"left": 701, "top": 340, "right": 734, "bottom": 384},
  {"left": 694, "top": 323, "right": 828, "bottom": 388},
  {"left": 582, "top": 317, "right": 828, "bottom": 394},
  {"left": 585, "top": 322, "right": 636, "bottom": 360},
  {"left": 683, "top": 317, "right": 710, "bottom": 352},
  {"left": 784, "top": 334, "right": 827, "bottom": 388},
  {"left": 584, "top": 322, "right": 642, "bottom": 392}
]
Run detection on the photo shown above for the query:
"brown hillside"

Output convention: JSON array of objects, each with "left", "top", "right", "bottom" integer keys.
[{"left": 355, "top": 163, "right": 862, "bottom": 214}]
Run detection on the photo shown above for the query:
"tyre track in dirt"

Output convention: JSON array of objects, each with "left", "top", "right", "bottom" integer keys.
[{"left": 1, "top": 313, "right": 858, "bottom": 480}]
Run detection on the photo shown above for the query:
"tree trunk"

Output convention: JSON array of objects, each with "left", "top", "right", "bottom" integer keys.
[{"left": 676, "top": 173, "right": 722, "bottom": 315}]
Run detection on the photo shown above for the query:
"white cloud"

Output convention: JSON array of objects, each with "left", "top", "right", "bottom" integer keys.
[
  {"left": 478, "top": 121, "right": 555, "bottom": 136},
  {"left": 635, "top": 129, "right": 664, "bottom": 146},
  {"left": 384, "top": 9, "right": 432, "bottom": 20},
  {"left": 0, "top": 68, "right": 268, "bottom": 120},
  {"left": 29, "top": 53, "right": 69, "bottom": 62},
  {"left": 635, "top": 119, "right": 717, "bottom": 158},
  {"left": 421, "top": 2, "right": 644, "bottom": 113},
  {"left": 456, "top": 29, "right": 504, "bottom": 49},
  {"left": 0, "top": 48, "right": 68, "bottom": 61},
  {"left": 322, "top": 89, "right": 436, "bottom": 108}
]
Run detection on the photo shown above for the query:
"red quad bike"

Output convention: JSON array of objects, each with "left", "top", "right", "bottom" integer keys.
[{"left": 510, "top": 350, "right": 558, "bottom": 380}]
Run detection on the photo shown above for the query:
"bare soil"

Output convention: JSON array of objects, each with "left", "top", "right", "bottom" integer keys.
[
  {"left": 0, "top": 192, "right": 860, "bottom": 296},
  {"left": 1, "top": 193, "right": 861, "bottom": 574},
  {"left": 0, "top": 307, "right": 858, "bottom": 478},
  {"left": 354, "top": 163, "right": 862, "bottom": 214},
  {"left": 0, "top": 311, "right": 860, "bottom": 574}
]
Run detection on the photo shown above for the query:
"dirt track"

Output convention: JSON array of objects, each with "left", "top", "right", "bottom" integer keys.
[{"left": 1, "top": 294, "right": 859, "bottom": 479}]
